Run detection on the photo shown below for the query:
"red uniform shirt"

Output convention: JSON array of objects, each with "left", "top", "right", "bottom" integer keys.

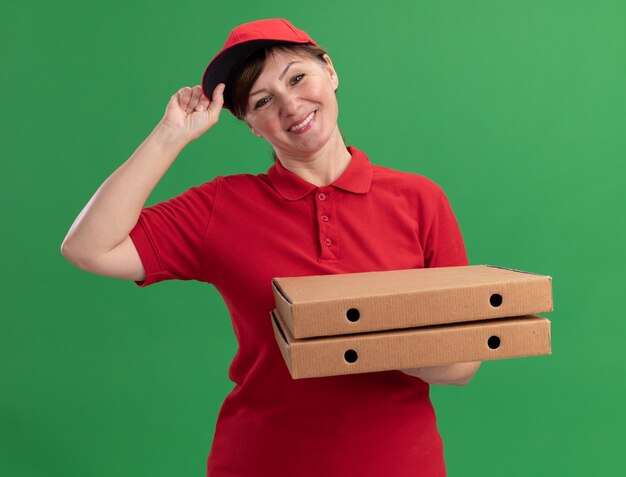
[{"left": 129, "top": 146, "right": 468, "bottom": 476}]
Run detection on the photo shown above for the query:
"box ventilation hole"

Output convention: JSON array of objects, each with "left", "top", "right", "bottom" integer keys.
[
  {"left": 488, "top": 336, "right": 501, "bottom": 349},
  {"left": 344, "top": 349, "right": 358, "bottom": 363},
  {"left": 489, "top": 293, "right": 503, "bottom": 307},
  {"left": 346, "top": 308, "right": 360, "bottom": 322}
]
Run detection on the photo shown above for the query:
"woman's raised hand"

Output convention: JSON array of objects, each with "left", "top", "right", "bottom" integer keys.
[{"left": 159, "top": 83, "right": 226, "bottom": 144}]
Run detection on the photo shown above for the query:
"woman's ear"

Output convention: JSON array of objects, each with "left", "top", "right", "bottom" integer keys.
[{"left": 323, "top": 54, "right": 339, "bottom": 91}]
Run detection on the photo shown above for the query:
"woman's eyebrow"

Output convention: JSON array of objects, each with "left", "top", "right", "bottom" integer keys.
[
  {"left": 249, "top": 61, "right": 301, "bottom": 97},
  {"left": 279, "top": 61, "right": 300, "bottom": 80}
]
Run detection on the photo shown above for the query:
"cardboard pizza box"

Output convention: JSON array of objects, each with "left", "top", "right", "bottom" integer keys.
[
  {"left": 272, "top": 265, "right": 552, "bottom": 339},
  {"left": 271, "top": 309, "right": 551, "bottom": 379}
]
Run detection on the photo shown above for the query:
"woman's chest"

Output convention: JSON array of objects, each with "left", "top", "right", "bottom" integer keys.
[{"left": 205, "top": 191, "right": 426, "bottom": 304}]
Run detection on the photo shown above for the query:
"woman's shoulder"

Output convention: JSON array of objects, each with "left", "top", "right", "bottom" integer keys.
[
  {"left": 371, "top": 163, "right": 444, "bottom": 198},
  {"left": 207, "top": 172, "right": 273, "bottom": 197},
  {"left": 219, "top": 171, "right": 271, "bottom": 186},
  {"left": 175, "top": 173, "right": 268, "bottom": 199}
]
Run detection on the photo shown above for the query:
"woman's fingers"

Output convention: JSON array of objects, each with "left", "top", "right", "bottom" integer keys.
[
  {"left": 175, "top": 85, "right": 222, "bottom": 114},
  {"left": 188, "top": 85, "right": 203, "bottom": 112},
  {"left": 207, "top": 83, "right": 225, "bottom": 113},
  {"left": 176, "top": 86, "right": 192, "bottom": 112},
  {"left": 196, "top": 89, "right": 211, "bottom": 112}
]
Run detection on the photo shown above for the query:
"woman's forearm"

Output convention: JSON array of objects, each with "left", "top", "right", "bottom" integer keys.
[
  {"left": 400, "top": 361, "right": 482, "bottom": 386},
  {"left": 61, "top": 122, "right": 186, "bottom": 262}
]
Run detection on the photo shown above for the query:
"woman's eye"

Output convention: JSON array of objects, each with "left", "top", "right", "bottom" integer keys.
[
  {"left": 290, "top": 73, "right": 304, "bottom": 85},
  {"left": 254, "top": 97, "right": 270, "bottom": 109}
]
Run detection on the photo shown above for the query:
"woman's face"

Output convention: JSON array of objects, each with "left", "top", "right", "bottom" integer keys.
[{"left": 243, "top": 51, "right": 340, "bottom": 160}]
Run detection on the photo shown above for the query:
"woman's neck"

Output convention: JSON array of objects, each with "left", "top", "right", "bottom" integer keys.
[{"left": 275, "top": 127, "right": 352, "bottom": 187}]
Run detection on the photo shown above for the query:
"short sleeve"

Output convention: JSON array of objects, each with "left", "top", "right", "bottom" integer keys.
[
  {"left": 129, "top": 178, "right": 221, "bottom": 287},
  {"left": 423, "top": 191, "right": 469, "bottom": 268}
]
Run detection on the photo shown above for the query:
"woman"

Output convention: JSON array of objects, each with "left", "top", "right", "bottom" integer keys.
[{"left": 62, "top": 18, "right": 480, "bottom": 477}]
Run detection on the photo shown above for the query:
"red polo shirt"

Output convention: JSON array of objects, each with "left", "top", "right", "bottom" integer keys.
[{"left": 129, "top": 146, "right": 468, "bottom": 477}]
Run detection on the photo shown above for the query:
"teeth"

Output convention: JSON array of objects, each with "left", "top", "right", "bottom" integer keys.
[{"left": 289, "top": 112, "right": 315, "bottom": 131}]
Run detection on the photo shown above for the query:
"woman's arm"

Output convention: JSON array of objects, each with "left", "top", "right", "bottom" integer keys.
[
  {"left": 400, "top": 361, "right": 482, "bottom": 386},
  {"left": 401, "top": 187, "right": 482, "bottom": 386},
  {"left": 60, "top": 84, "right": 224, "bottom": 280}
]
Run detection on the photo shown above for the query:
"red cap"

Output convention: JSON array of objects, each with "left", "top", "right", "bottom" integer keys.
[{"left": 201, "top": 19, "right": 318, "bottom": 114}]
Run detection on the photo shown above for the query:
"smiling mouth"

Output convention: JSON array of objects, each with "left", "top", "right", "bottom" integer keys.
[{"left": 287, "top": 111, "right": 316, "bottom": 132}]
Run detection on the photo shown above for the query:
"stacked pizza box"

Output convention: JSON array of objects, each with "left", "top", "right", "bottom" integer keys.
[{"left": 270, "top": 265, "right": 553, "bottom": 379}]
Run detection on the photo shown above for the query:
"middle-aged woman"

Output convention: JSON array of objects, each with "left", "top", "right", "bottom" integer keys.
[{"left": 62, "top": 18, "right": 481, "bottom": 477}]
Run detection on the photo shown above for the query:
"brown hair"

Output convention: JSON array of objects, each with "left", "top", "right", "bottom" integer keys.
[{"left": 229, "top": 43, "right": 330, "bottom": 120}]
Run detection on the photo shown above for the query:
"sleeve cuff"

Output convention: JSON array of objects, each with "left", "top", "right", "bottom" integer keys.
[{"left": 129, "top": 219, "right": 166, "bottom": 288}]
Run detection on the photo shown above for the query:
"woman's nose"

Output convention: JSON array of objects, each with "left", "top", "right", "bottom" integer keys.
[{"left": 279, "top": 93, "right": 301, "bottom": 117}]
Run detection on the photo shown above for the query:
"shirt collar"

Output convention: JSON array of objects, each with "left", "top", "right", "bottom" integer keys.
[{"left": 267, "top": 146, "right": 373, "bottom": 201}]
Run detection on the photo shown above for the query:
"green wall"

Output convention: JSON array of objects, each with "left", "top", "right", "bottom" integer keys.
[{"left": 2, "top": 1, "right": 624, "bottom": 475}]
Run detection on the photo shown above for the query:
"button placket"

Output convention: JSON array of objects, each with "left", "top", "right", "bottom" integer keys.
[{"left": 316, "top": 188, "right": 339, "bottom": 261}]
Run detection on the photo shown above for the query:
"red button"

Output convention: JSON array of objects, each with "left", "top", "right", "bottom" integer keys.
[
  {"left": 321, "top": 215, "right": 329, "bottom": 222},
  {"left": 318, "top": 193, "right": 326, "bottom": 201},
  {"left": 324, "top": 238, "right": 332, "bottom": 246}
]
